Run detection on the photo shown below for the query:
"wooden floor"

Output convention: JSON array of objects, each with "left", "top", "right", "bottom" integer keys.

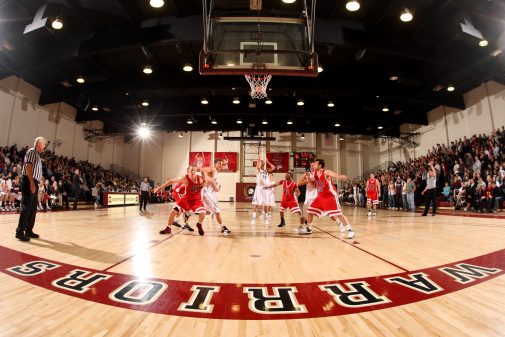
[{"left": 1, "top": 202, "right": 505, "bottom": 336}]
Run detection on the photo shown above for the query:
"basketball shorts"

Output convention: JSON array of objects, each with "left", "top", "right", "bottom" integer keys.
[
  {"left": 307, "top": 192, "right": 342, "bottom": 217},
  {"left": 279, "top": 199, "right": 301, "bottom": 213}
]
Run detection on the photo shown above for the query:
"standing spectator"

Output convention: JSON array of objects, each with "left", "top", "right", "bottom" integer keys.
[
  {"left": 139, "top": 177, "right": 151, "bottom": 212},
  {"left": 16, "top": 137, "right": 46, "bottom": 241},
  {"left": 422, "top": 161, "right": 437, "bottom": 216},
  {"left": 72, "top": 169, "right": 83, "bottom": 210},
  {"left": 406, "top": 177, "right": 416, "bottom": 211}
]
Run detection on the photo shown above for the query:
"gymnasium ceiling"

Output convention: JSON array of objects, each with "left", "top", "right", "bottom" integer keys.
[{"left": 1, "top": 0, "right": 505, "bottom": 139}]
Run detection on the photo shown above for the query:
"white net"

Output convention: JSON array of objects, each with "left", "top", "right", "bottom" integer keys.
[{"left": 245, "top": 74, "right": 272, "bottom": 99}]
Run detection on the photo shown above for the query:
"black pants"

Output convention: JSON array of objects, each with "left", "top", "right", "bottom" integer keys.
[
  {"left": 140, "top": 191, "right": 149, "bottom": 211},
  {"left": 423, "top": 188, "right": 437, "bottom": 215},
  {"left": 72, "top": 189, "right": 81, "bottom": 209},
  {"left": 17, "top": 177, "right": 38, "bottom": 235}
]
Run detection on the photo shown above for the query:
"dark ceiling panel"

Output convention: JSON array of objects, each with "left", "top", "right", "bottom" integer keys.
[{"left": 1, "top": 0, "right": 504, "bottom": 138}]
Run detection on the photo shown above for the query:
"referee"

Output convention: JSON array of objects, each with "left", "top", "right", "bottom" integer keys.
[
  {"left": 16, "top": 137, "right": 46, "bottom": 241},
  {"left": 139, "top": 177, "right": 150, "bottom": 212}
]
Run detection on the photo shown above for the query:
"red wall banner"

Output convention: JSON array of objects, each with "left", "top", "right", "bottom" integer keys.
[
  {"left": 189, "top": 152, "right": 212, "bottom": 168},
  {"left": 214, "top": 152, "right": 237, "bottom": 172},
  {"left": 266, "top": 152, "right": 289, "bottom": 173}
]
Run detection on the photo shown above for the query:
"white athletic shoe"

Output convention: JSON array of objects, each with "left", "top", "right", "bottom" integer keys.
[
  {"left": 339, "top": 223, "right": 346, "bottom": 233},
  {"left": 347, "top": 229, "right": 355, "bottom": 239},
  {"left": 367, "top": 210, "right": 372, "bottom": 217}
]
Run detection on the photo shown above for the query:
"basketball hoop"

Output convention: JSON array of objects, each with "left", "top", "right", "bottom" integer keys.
[{"left": 245, "top": 74, "right": 272, "bottom": 99}]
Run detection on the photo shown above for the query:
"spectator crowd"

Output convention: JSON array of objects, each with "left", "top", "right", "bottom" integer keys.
[
  {"left": 0, "top": 144, "right": 141, "bottom": 212},
  {"left": 339, "top": 126, "right": 505, "bottom": 213}
]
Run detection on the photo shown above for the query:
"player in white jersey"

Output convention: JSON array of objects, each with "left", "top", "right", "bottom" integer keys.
[
  {"left": 200, "top": 158, "right": 231, "bottom": 236},
  {"left": 251, "top": 153, "right": 275, "bottom": 226},
  {"left": 264, "top": 172, "right": 276, "bottom": 220}
]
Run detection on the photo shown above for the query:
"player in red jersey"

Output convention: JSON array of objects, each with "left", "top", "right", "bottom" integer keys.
[
  {"left": 155, "top": 166, "right": 217, "bottom": 236},
  {"left": 366, "top": 173, "right": 381, "bottom": 217},
  {"left": 170, "top": 181, "right": 192, "bottom": 228},
  {"left": 306, "top": 159, "right": 355, "bottom": 239},
  {"left": 264, "top": 172, "right": 302, "bottom": 230}
]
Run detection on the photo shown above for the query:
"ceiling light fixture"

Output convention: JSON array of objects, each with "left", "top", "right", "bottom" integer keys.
[
  {"left": 142, "top": 65, "right": 153, "bottom": 74},
  {"left": 137, "top": 126, "right": 150, "bottom": 139},
  {"left": 233, "top": 97, "right": 240, "bottom": 104},
  {"left": 236, "top": 118, "right": 243, "bottom": 124},
  {"left": 318, "top": 66, "right": 323, "bottom": 73},
  {"left": 327, "top": 101, "right": 335, "bottom": 107},
  {"left": 378, "top": 126, "right": 384, "bottom": 130},
  {"left": 300, "top": 133, "right": 305, "bottom": 140},
  {"left": 346, "top": 1, "right": 360, "bottom": 12},
  {"left": 390, "top": 75, "right": 399, "bottom": 81},
  {"left": 187, "top": 118, "right": 193, "bottom": 125},
  {"left": 339, "top": 136, "right": 345, "bottom": 141},
  {"left": 51, "top": 18, "right": 63, "bottom": 30},
  {"left": 218, "top": 132, "right": 223, "bottom": 139},
  {"left": 297, "top": 99, "right": 304, "bottom": 106},
  {"left": 479, "top": 39, "right": 488, "bottom": 47},
  {"left": 400, "top": 9, "right": 413, "bottom": 22},
  {"left": 201, "top": 98, "right": 209, "bottom": 105},
  {"left": 141, "top": 100, "right": 149, "bottom": 107},
  {"left": 287, "top": 119, "right": 293, "bottom": 125},
  {"left": 150, "top": 0, "right": 165, "bottom": 8},
  {"left": 211, "top": 119, "right": 217, "bottom": 125},
  {"left": 182, "top": 64, "right": 193, "bottom": 72},
  {"left": 282, "top": 0, "right": 296, "bottom": 3},
  {"left": 76, "top": 76, "right": 85, "bottom": 84},
  {"left": 335, "top": 122, "right": 341, "bottom": 127},
  {"left": 178, "top": 132, "right": 183, "bottom": 138},
  {"left": 262, "top": 119, "right": 268, "bottom": 125},
  {"left": 382, "top": 106, "right": 389, "bottom": 112},
  {"left": 447, "top": 85, "right": 455, "bottom": 92},
  {"left": 91, "top": 105, "right": 99, "bottom": 111},
  {"left": 265, "top": 98, "right": 273, "bottom": 105}
]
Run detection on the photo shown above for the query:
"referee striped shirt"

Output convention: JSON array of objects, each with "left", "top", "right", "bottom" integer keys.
[{"left": 21, "top": 147, "right": 43, "bottom": 181}]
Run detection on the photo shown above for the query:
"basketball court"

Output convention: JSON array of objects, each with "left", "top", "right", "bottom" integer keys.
[{"left": 1, "top": 203, "right": 505, "bottom": 336}]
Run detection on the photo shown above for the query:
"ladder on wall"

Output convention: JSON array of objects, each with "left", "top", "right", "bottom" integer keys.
[{"left": 242, "top": 141, "right": 264, "bottom": 183}]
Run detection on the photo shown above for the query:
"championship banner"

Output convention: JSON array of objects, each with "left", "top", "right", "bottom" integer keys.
[
  {"left": 214, "top": 152, "right": 237, "bottom": 172},
  {"left": 189, "top": 152, "right": 212, "bottom": 169},
  {"left": 266, "top": 152, "right": 289, "bottom": 173}
]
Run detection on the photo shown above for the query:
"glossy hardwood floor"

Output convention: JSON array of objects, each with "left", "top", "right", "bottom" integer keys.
[{"left": 1, "top": 202, "right": 505, "bottom": 337}]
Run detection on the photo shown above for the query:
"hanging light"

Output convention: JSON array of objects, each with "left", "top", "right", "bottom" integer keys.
[
  {"left": 150, "top": 0, "right": 164, "bottom": 8},
  {"left": 51, "top": 18, "right": 63, "bottom": 30},
  {"left": 76, "top": 76, "right": 85, "bottom": 84},
  {"left": 201, "top": 98, "right": 209, "bottom": 105},
  {"left": 339, "top": 136, "right": 345, "bottom": 141},
  {"left": 218, "top": 132, "right": 223, "bottom": 139},
  {"left": 327, "top": 101, "right": 335, "bottom": 107},
  {"left": 265, "top": 98, "right": 273, "bottom": 105},
  {"left": 233, "top": 97, "right": 240, "bottom": 104},
  {"left": 187, "top": 118, "right": 193, "bottom": 125},
  {"left": 142, "top": 65, "right": 153, "bottom": 74},
  {"left": 282, "top": 0, "right": 296, "bottom": 3},
  {"left": 262, "top": 119, "right": 268, "bottom": 125},
  {"left": 346, "top": 1, "right": 360, "bottom": 12},
  {"left": 400, "top": 9, "right": 413, "bottom": 22},
  {"left": 297, "top": 99, "right": 304, "bottom": 106},
  {"left": 236, "top": 118, "right": 243, "bottom": 124},
  {"left": 287, "top": 119, "right": 293, "bottom": 125},
  {"left": 178, "top": 132, "right": 183, "bottom": 138},
  {"left": 447, "top": 85, "right": 455, "bottom": 92},
  {"left": 378, "top": 126, "right": 384, "bottom": 130},
  {"left": 182, "top": 64, "right": 193, "bottom": 72},
  {"left": 91, "top": 105, "right": 99, "bottom": 111},
  {"left": 318, "top": 66, "right": 323, "bottom": 73},
  {"left": 335, "top": 122, "right": 341, "bottom": 127},
  {"left": 479, "top": 39, "right": 488, "bottom": 47},
  {"left": 382, "top": 106, "right": 389, "bottom": 112},
  {"left": 141, "top": 100, "right": 149, "bottom": 107},
  {"left": 300, "top": 133, "right": 305, "bottom": 140},
  {"left": 211, "top": 119, "right": 217, "bottom": 125}
]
